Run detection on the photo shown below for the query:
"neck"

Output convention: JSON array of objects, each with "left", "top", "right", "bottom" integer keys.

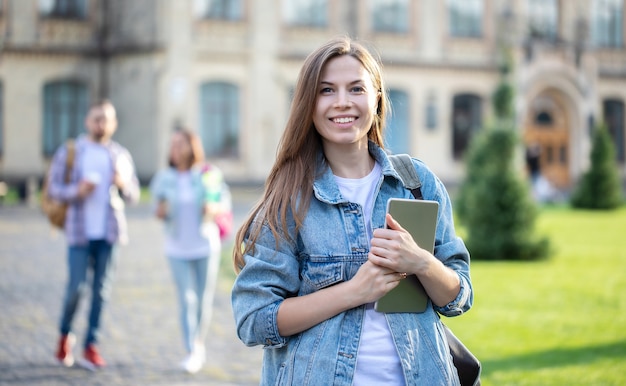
[{"left": 325, "top": 145, "right": 374, "bottom": 179}]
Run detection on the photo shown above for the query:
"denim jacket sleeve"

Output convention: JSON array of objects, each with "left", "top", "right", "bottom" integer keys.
[
  {"left": 231, "top": 217, "right": 301, "bottom": 348},
  {"left": 148, "top": 169, "right": 179, "bottom": 227},
  {"left": 149, "top": 170, "right": 165, "bottom": 210},
  {"left": 416, "top": 160, "right": 473, "bottom": 317}
]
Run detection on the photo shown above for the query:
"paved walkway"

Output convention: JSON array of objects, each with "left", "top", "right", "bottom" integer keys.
[{"left": 0, "top": 187, "right": 265, "bottom": 386}]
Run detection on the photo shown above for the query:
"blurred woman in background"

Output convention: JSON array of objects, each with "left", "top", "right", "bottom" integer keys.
[{"left": 149, "top": 129, "right": 229, "bottom": 374}]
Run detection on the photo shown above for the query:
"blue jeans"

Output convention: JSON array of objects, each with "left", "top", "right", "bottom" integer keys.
[
  {"left": 59, "top": 240, "right": 118, "bottom": 348},
  {"left": 168, "top": 255, "right": 219, "bottom": 353}
]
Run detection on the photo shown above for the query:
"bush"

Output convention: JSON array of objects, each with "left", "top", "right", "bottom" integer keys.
[
  {"left": 456, "top": 128, "right": 550, "bottom": 260},
  {"left": 570, "top": 125, "right": 624, "bottom": 209}
]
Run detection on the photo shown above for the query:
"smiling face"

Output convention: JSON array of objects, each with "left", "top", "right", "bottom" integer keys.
[{"left": 312, "top": 55, "right": 380, "bottom": 152}]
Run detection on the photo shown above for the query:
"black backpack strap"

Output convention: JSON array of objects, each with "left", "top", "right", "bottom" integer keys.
[{"left": 389, "top": 154, "right": 423, "bottom": 200}]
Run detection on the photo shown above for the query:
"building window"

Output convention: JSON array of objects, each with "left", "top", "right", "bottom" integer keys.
[
  {"left": 200, "top": 82, "right": 239, "bottom": 158},
  {"left": 592, "top": 0, "right": 624, "bottom": 48},
  {"left": 447, "top": 0, "right": 483, "bottom": 38},
  {"left": 385, "top": 89, "right": 410, "bottom": 154},
  {"left": 603, "top": 99, "right": 625, "bottom": 162},
  {"left": 193, "top": 0, "right": 243, "bottom": 20},
  {"left": 527, "top": 0, "right": 558, "bottom": 40},
  {"left": 452, "top": 93, "right": 482, "bottom": 160},
  {"left": 39, "top": 0, "right": 87, "bottom": 19},
  {"left": 43, "top": 81, "right": 89, "bottom": 157},
  {"left": 370, "top": 0, "right": 409, "bottom": 33},
  {"left": 282, "top": 0, "right": 327, "bottom": 27}
]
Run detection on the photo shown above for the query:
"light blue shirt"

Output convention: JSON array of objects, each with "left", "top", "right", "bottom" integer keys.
[
  {"left": 232, "top": 142, "right": 473, "bottom": 386},
  {"left": 149, "top": 167, "right": 206, "bottom": 236}
]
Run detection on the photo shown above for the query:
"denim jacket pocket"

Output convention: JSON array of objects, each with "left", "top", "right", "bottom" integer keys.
[{"left": 300, "top": 255, "right": 346, "bottom": 295}]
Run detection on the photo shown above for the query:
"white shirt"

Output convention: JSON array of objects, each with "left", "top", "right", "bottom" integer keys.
[
  {"left": 334, "top": 162, "right": 405, "bottom": 385},
  {"left": 81, "top": 141, "right": 112, "bottom": 240}
]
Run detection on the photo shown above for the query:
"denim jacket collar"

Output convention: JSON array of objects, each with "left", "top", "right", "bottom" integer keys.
[{"left": 312, "top": 141, "right": 403, "bottom": 204}]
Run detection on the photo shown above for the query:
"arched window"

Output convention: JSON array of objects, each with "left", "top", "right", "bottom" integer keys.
[
  {"left": 535, "top": 111, "right": 553, "bottom": 126},
  {"left": 452, "top": 93, "right": 482, "bottom": 160},
  {"left": 42, "top": 81, "right": 89, "bottom": 157},
  {"left": 199, "top": 81, "right": 239, "bottom": 158},
  {"left": 603, "top": 98, "right": 625, "bottom": 162},
  {"left": 386, "top": 89, "right": 410, "bottom": 154}
]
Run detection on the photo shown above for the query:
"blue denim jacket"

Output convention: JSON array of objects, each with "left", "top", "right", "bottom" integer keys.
[
  {"left": 149, "top": 167, "right": 206, "bottom": 237},
  {"left": 232, "top": 142, "right": 473, "bottom": 386}
]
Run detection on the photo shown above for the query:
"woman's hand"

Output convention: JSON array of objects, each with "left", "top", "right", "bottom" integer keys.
[
  {"left": 369, "top": 213, "right": 462, "bottom": 307},
  {"left": 349, "top": 260, "right": 405, "bottom": 304},
  {"left": 368, "top": 213, "right": 430, "bottom": 275}
]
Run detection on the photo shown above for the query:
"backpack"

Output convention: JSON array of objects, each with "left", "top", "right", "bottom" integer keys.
[
  {"left": 200, "top": 163, "right": 233, "bottom": 241},
  {"left": 41, "top": 140, "right": 75, "bottom": 229},
  {"left": 389, "top": 153, "right": 423, "bottom": 199},
  {"left": 389, "top": 153, "right": 482, "bottom": 386}
]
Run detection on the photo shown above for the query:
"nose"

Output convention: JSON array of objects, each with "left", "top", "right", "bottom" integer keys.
[{"left": 334, "top": 90, "right": 351, "bottom": 108}]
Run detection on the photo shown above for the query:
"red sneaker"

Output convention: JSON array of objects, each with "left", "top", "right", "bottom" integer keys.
[
  {"left": 79, "top": 344, "right": 106, "bottom": 371},
  {"left": 55, "top": 333, "right": 75, "bottom": 367}
]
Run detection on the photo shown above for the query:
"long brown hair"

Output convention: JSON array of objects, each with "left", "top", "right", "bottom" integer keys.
[{"left": 233, "top": 36, "right": 389, "bottom": 272}]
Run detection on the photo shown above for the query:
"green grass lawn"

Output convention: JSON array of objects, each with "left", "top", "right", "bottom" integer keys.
[{"left": 444, "top": 206, "right": 626, "bottom": 385}]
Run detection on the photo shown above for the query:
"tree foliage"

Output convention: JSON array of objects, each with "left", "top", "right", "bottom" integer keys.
[
  {"left": 492, "top": 81, "right": 514, "bottom": 120},
  {"left": 570, "top": 125, "right": 624, "bottom": 209}
]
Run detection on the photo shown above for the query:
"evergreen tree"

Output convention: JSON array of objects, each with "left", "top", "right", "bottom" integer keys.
[
  {"left": 570, "top": 124, "right": 624, "bottom": 209},
  {"left": 456, "top": 127, "right": 550, "bottom": 260}
]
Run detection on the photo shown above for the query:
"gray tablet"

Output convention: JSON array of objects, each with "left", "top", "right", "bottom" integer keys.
[{"left": 374, "top": 198, "right": 439, "bottom": 313}]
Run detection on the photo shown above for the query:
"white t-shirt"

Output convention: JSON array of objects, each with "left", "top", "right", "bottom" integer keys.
[
  {"left": 165, "top": 171, "right": 211, "bottom": 259},
  {"left": 334, "top": 162, "right": 405, "bottom": 385},
  {"left": 81, "top": 141, "right": 112, "bottom": 240}
]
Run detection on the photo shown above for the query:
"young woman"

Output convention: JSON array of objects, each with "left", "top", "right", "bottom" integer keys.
[
  {"left": 231, "top": 37, "right": 474, "bottom": 385},
  {"left": 149, "top": 129, "right": 228, "bottom": 373}
]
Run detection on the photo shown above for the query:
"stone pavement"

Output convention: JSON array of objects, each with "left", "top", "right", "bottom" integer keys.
[{"left": 0, "top": 187, "right": 265, "bottom": 386}]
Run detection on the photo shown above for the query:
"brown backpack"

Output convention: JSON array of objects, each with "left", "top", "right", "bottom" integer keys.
[{"left": 41, "top": 140, "right": 75, "bottom": 229}]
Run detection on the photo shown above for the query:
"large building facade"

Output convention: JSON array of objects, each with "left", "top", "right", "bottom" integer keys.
[{"left": 0, "top": 0, "right": 625, "bottom": 193}]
